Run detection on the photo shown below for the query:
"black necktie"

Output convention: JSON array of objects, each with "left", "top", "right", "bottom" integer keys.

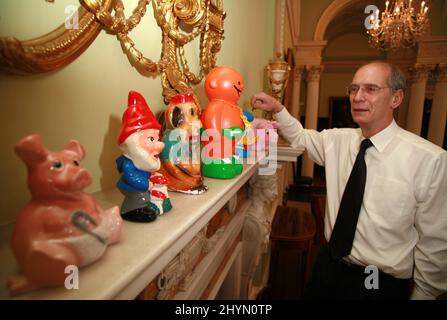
[{"left": 328, "top": 138, "right": 373, "bottom": 260}]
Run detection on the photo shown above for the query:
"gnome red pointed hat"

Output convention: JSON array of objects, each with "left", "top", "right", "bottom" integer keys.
[{"left": 118, "top": 91, "right": 161, "bottom": 145}]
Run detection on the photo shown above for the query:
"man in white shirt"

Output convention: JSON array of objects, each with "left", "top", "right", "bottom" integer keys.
[{"left": 251, "top": 61, "right": 447, "bottom": 300}]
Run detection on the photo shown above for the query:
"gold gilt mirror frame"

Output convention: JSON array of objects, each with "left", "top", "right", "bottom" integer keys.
[
  {"left": 0, "top": 0, "right": 114, "bottom": 75},
  {"left": 0, "top": 0, "right": 226, "bottom": 103}
]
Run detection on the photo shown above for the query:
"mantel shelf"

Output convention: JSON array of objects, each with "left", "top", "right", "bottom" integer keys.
[{"left": 0, "top": 163, "right": 259, "bottom": 300}]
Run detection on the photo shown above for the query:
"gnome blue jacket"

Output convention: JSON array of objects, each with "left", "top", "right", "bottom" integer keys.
[{"left": 116, "top": 155, "right": 150, "bottom": 192}]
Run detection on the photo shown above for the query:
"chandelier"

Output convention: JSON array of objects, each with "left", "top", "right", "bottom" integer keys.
[{"left": 367, "top": 0, "right": 429, "bottom": 51}]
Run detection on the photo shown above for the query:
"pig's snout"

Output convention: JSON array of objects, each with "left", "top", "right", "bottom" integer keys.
[{"left": 73, "top": 168, "right": 92, "bottom": 189}]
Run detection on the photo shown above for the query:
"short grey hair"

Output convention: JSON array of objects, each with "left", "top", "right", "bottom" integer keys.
[
  {"left": 362, "top": 61, "right": 407, "bottom": 92},
  {"left": 388, "top": 64, "right": 406, "bottom": 92}
]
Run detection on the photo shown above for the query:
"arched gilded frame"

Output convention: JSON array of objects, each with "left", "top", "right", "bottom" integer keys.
[{"left": 0, "top": 0, "right": 114, "bottom": 75}]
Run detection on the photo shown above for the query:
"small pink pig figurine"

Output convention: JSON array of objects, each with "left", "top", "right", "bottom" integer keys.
[
  {"left": 251, "top": 118, "right": 280, "bottom": 153},
  {"left": 8, "top": 134, "right": 123, "bottom": 296}
]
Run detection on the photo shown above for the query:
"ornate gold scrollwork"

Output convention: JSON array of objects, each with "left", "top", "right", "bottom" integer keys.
[
  {"left": 173, "top": 0, "right": 205, "bottom": 26},
  {"left": 1, "top": 0, "right": 226, "bottom": 105},
  {"left": 82, "top": 0, "right": 160, "bottom": 74},
  {"left": 0, "top": 0, "right": 114, "bottom": 75},
  {"left": 152, "top": 0, "right": 226, "bottom": 103}
]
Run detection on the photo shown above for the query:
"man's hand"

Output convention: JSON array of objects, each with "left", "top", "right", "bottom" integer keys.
[{"left": 251, "top": 92, "right": 284, "bottom": 113}]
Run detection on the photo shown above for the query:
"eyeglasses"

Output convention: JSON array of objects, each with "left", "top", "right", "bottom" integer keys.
[{"left": 346, "top": 84, "right": 390, "bottom": 96}]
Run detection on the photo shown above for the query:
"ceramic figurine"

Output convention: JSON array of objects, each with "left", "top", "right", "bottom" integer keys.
[
  {"left": 243, "top": 111, "right": 255, "bottom": 122},
  {"left": 149, "top": 174, "right": 172, "bottom": 214},
  {"left": 201, "top": 66, "right": 246, "bottom": 179},
  {"left": 116, "top": 91, "right": 172, "bottom": 222},
  {"left": 158, "top": 92, "right": 208, "bottom": 194},
  {"left": 236, "top": 111, "right": 256, "bottom": 159},
  {"left": 8, "top": 134, "right": 123, "bottom": 296},
  {"left": 251, "top": 118, "right": 280, "bottom": 154}
]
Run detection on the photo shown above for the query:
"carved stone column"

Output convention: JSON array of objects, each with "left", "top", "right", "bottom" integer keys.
[
  {"left": 302, "top": 65, "right": 323, "bottom": 178},
  {"left": 427, "top": 64, "right": 447, "bottom": 147},
  {"left": 406, "top": 64, "right": 431, "bottom": 135},
  {"left": 290, "top": 66, "right": 304, "bottom": 119}
]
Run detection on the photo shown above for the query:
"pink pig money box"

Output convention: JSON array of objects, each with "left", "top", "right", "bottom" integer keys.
[{"left": 7, "top": 134, "right": 123, "bottom": 296}]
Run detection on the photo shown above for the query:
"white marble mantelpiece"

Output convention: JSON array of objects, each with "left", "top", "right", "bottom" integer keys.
[
  {"left": 276, "top": 145, "right": 305, "bottom": 162},
  {"left": 0, "top": 163, "right": 259, "bottom": 300}
]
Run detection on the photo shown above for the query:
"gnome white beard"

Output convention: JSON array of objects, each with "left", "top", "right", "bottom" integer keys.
[{"left": 120, "top": 133, "right": 161, "bottom": 173}]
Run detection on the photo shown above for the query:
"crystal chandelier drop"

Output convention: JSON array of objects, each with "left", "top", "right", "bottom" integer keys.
[{"left": 367, "top": 0, "right": 429, "bottom": 51}]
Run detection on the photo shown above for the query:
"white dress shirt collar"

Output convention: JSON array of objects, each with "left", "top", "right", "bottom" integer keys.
[{"left": 364, "top": 120, "right": 399, "bottom": 153}]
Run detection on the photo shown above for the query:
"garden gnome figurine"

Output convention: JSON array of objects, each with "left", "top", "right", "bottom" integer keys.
[
  {"left": 149, "top": 175, "right": 171, "bottom": 214},
  {"left": 116, "top": 91, "right": 171, "bottom": 222}
]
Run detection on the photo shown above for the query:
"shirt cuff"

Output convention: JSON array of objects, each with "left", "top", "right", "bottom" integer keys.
[
  {"left": 410, "top": 285, "right": 436, "bottom": 300},
  {"left": 273, "top": 107, "right": 290, "bottom": 123}
]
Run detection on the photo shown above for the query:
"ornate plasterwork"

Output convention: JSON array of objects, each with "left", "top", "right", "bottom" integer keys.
[
  {"left": 241, "top": 171, "right": 278, "bottom": 299},
  {"left": 153, "top": 187, "right": 246, "bottom": 300},
  {"left": 295, "top": 40, "right": 327, "bottom": 66},
  {"left": 409, "top": 64, "right": 433, "bottom": 83},
  {"left": 306, "top": 65, "right": 324, "bottom": 83},
  {"left": 434, "top": 64, "right": 447, "bottom": 83},
  {"left": 156, "top": 228, "right": 207, "bottom": 300},
  {"left": 294, "top": 65, "right": 304, "bottom": 82},
  {"left": 275, "top": 0, "right": 287, "bottom": 58},
  {"left": 417, "top": 36, "right": 447, "bottom": 65}
]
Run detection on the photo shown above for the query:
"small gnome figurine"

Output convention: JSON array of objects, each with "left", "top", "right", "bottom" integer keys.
[
  {"left": 116, "top": 91, "right": 172, "bottom": 222},
  {"left": 149, "top": 175, "right": 172, "bottom": 214}
]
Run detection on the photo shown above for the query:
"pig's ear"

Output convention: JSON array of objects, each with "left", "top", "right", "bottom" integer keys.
[
  {"left": 64, "top": 140, "right": 85, "bottom": 159},
  {"left": 15, "top": 134, "right": 47, "bottom": 164}
]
